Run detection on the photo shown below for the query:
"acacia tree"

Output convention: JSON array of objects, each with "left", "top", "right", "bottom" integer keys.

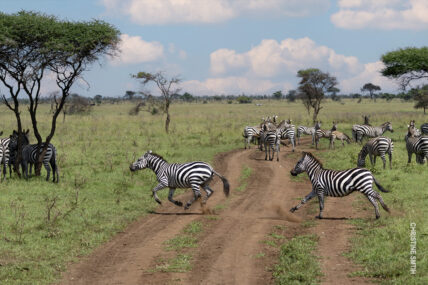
[
  {"left": 381, "top": 47, "right": 428, "bottom": 89},
  {"left": 361, "top": 83, "right": 381, "bottom": 100},
  {"left": 0, "top": 11, "right": 120, "bottom": 176},
  {"left": 132, "top": 71, "right": 181, "bottom": 133},
  {"left": 414, "top": 85, "right": 428, "bottom": 114},
  {"left": 297, "top": 68, "right": 338, "bottom": 122}
]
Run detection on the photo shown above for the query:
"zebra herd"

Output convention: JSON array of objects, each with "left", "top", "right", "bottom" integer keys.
[{"left": 0, "top": 130, "right": 59, "bottom": 183}]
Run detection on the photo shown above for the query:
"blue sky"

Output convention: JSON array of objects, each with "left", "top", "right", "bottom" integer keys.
[{"left": 2, "top": 0, "right": 428, "bottom": 97}]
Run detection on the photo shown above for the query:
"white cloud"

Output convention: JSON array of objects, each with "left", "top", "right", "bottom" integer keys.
[
  {"left": 101, "top": 0, "right": 330, "bottom": 25},
  {"left": 181, "top": 76, "right": 291, "bottom": 95},
  {"left": 210, "top": 37, "right": 363, "bottom": 78},
  {"left": 109, "top": 34, "right": 164, "bottom": 65},
  {"left": 331, "top": 0, "right": 428, "bottom": 30},
  {"left": 340, "top": 61, "right": 397, "bottom": 93}
]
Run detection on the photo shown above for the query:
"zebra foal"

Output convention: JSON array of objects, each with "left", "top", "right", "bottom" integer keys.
[
  {"left": 329, "top": 131, "right": 351, "bottom": 149},
  {"left": 315, "top": 121, "right": 337, "bottom": 149},
  {"left": 289, "top": 152, "right": 390, "bottom": 219},
  {"left": 297, "top": 125, "right": 316, "bottom": 145},
  {"left": 357, "top": 137, "right": 393, "bottom": 169},
  {"left": 130, "top": 151, "right": 230, "bottom": 209},
  {"left": 243, "top": 126, "right": 261, "bottom": 149}
]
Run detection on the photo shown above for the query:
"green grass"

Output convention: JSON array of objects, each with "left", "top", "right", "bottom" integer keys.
[
  {"left": 153, "top": 254, "right": 192, "bottom": 273},
  {"left": 273, "top": 234, "right": 322, "bottom": 285},
  {"left": 235, "top": 165, "right": 252, "bottom": 192},
  {"left": 316, "top": 125, "right": 428, "bottom": 284},
  {"left": 0, "top": 99, "right": 427, "bottom": 284}
]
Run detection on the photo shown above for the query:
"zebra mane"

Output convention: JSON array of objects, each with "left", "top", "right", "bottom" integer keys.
[
  {"left": 147, "top": 152, "right": 168, "bottom": 162},
  {"left": 381, "top": 121, "right": 391, "bottom": 126},
  {"left": 302, "top": 151, "right": 323, "bottom": 168}
]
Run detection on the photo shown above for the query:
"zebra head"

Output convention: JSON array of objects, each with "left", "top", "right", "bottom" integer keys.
[
  {"left": 357, "top": 149, "right": 366, "bottom": 167},
  {"left": 9, "top": 129, "right": 30, "bottom": 151},
  {"left": 290, "top": 152, "right": 309, "bottom": 176},
  {"left": 383, "top": 122, "right": 393, "bottom": 133},
  {"left": 130, "top": 150, "right": 152, "bottom": 171},
  {"left": 314, "top": 121, "right": 321, "bottom": 130}
]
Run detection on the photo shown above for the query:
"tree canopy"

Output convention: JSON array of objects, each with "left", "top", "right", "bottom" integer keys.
[
  {"left": 297, "top": 68, "right": 338, "bottom": 122},
  {"left": 381, "top": 47, "right": 428, "bottom": 89}
]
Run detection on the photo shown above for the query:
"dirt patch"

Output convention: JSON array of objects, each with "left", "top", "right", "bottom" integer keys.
[{"left": 60, "top": 137, "right": 371, "bottom": 285}]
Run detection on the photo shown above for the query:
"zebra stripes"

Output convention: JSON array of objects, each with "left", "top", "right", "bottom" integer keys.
[
  {"left": 279, "top": 125, "right": 296, "bottom": 152},
  {"left": 405, "top": 126, "right": 428, "bottom": 165},
  {"left": 130, "top": 151, "right": 230, "bottom": 209},
  {"left": 243, "top": 126, "right": 261, "bottom": 149},
  {"left": 20, "top": 143, "right": 59, "bottom": 182},
  {"left": 297, "top": 126, "right": 316, "bottom": 145},
  {"left": 352, "top": 122, "right": 393, "bottom": 143},
  {"left": 263, "top": 128, "right": 281, "bottom": 161},
  {"left": 0, "top": 135, "right": 11, "bottom": 181},
  {"left": 421, "top": 123, "right": 428, "bottom": 135},
  {"left": 290, "top": 152, "right": 390, "bottom": 219},
  {"left": 329, "top": 131, "right": 351, "bottom": 149},
  {"left": 315, "top": 122, "right": 337, "bottom": 149},
  {"left": 357, "top": 137, "right": 393, "bottom": 169}
]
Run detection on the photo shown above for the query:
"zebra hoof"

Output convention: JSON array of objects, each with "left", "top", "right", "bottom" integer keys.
[
  {"left": 184, "top": 203, "right": 191, "bottom": 210},
  {"left": 174, "top": 201, "right": 183, "bottom": 207},
  {"left": 290, "top": 207, "right": 297, "bottom": 213},
  {"left": 315, "top": 215, "right": 323, "bottom": 219},
  {"left": 155, "top": 199, "right": 162, "bottom": 205}
]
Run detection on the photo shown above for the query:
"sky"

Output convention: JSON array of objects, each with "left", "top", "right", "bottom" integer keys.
[{"left": 2, "top": 0, "right": 428, "bottom": 97}]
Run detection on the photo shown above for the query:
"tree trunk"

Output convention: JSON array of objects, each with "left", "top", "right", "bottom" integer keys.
[
  {"left": 13, "top": 111, "right": 23, "bottom": 177},
  {"left": 165, "top": 112, "right": 170, "bottom": 133}
]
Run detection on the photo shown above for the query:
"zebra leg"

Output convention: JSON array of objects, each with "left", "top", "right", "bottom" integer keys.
[
  {"left": 167, "top": 188, "right": 183, "bottom": 207},
  {"left": 382, "top": 154, "right": 387, "bottom": 169},
  {"left": 316, "top": 193, "right": 325, "bottom": 219},
  {"left": 388, "top": 152, "right": 392, "bottom": 169},
  {"left": 290, "top": 191, "right": 316, "bottom": 212},
  {"left": 290, "top": 137, "right": 295, "bottom": 152},
  {"left": 264, "top": 142, "right": 268, "bottom": 160},
  {"left": 22, "top": 161, "right": 28, "bottom": 180},
  {"left": 152, "top": 183, "right": 166, "bottom": 204},
  {"left": 366, "top": 194, "right": 381, "bottom": 219},
  {"left": 184, "top": 184, "right": 202, "bottom": 210},
  {"left": 297, "top": 132, "right": 300, "bottom": 145},
  {"left": 369, "top": 154, "right": 374, "bottom": 167},
  {"left": 202, "top": 185, "right": 214, "bottom": 204},
  {"left": 44, "top": 161, "right": 51, "bottom": 181},
  {"left": 276, "top": 143, "right": 279, "bottom": 161}
]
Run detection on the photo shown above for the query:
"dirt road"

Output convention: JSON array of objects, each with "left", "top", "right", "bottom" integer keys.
[{"left": 61, "top": 138, "right": 370, "bottom": 285}]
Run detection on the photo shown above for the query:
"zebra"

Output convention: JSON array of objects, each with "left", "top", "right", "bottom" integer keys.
[
  {"left": 409, "top": 120, "right": 421, "bottom": 137},
  {"left": 352, "top": 122, "right": 393, "bottom": 143},
  {"left": 289, "top": 152, "right": 390, "bottom": 219},
  {"left": 0, "top": 133, "right": 11, "bottom": 181},
  {"left": 9, "top": 131, "right": 59, "bottom": 182},
  {"left": 297, "top": 125, "right": 316, "bottom": 145},
  {"left": 315, "top": 121, "right": 337, "bottom": 149},
  {"left": 243, "top": 126, "right": 261, "bottom": 149},
  {"left": 357, "top": 137, "right": 393, "bottom": 169},
  {"left": 329, "top": 131, "right": 351, "bottom": 149},
  {"left": 129, "top": 151, "right": 230, "bottom": 209},
  {"left": 279, "top": 124, "right": 296, "bottom": 152},
  {"left": 262, "top": 126, "right": 281, "bottom": 161},
  {"left": 405, "top": 125, "right": 428, "bottom": 165},
  {"left": 421, "top": 123, "right": 428, "bottom": 135}
]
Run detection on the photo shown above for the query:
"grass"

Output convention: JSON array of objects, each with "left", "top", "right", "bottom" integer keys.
[
  {"left": 153, "top": 254, "right": 192, "bottom": 273},
  {"left": 316, "top": 123, "right": 428, "bottom": 284},
  {"left": 235, "top": 165, "right": 252, "bottom": 192},
  {"left": 273, "top": 234, "right": 322, "bottom": 285},
  {"left": 0, "top": 98, "right": 427, "bottom": 284}
]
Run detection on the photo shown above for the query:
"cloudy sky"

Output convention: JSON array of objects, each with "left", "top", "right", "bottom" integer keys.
[{"left": 2, "top": 0, "right": 428, "bottom": 96}]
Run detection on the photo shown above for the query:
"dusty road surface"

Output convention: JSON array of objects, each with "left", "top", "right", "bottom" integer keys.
[{"left": 61, "top": 138, "right": 371, "bottom": 285}]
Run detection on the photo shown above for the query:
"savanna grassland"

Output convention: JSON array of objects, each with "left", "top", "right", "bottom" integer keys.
[{"left": 0, "top": 99, "right": 427, "bottom": 284}]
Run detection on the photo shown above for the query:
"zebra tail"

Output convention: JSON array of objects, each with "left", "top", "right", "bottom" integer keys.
[
  {"left": 373, "top": 177, "right": 389, "bottom": 193},
  {"left": 213, "top": 170, "right": 230, "bottom": 197}
]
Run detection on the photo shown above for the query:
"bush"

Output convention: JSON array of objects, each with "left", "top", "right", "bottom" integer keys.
[{"left": 236, "top": 95, "right": 252, "bottom": 104}]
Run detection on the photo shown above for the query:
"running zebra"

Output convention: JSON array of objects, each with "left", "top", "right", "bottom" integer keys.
[
  {"left": 357, "top": 137, "right": 393, "bottom": 169},
  {"left": 421, "top": 123, "right": 428, "bottom": 135},
  {"left": 315, "top": 122, "right": 337, "bottom": 149},
  {"left": 289, "top": 152, "right": 390, "bottom": 219},
  {"left": 297, "top": 125, "right": 316, "bottom": 145},
  {"left": 9, "top": 131, "right": 59, "bottom": 182},
  {"left": 405, "top": 125, "right": 428, "bottom": 165},
  {"left": 263, "top": 127, "right": 281, "bottom": 161},
  {"left": 130, "top": 151, "right": 230, "bottom": 209},
  {"left": 352, "top": 122, "right": 393, "bottom": 143},
  {"left": 243, "top": 126, "right": 261, "bottom": 149}
]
